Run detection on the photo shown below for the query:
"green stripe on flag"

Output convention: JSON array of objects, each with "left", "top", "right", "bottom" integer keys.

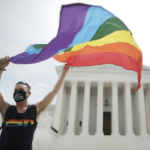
[
  {"left": 63, "top": 17, "right": 130, "bottom": 53},
  {"left": 33, "top": 44, "right": 47, "bottom": 50}
]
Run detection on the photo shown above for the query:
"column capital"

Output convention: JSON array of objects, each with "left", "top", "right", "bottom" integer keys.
[
  {"left": 84, "top": 80, "right": 91, "bottom": 85},
  {"left": 71, "top": 80, "right": 78, "bottom": 84},
  {"left": 97, "top": 81, "right": 104, "bottom": 85},
  {"left": 141, "top": 82, "right": 147, "bottom": 88},
  {"left": 97, "top": 82, "right": 104, "bottom": 88},
  {"left": 140, "top": 84, "right": 144, "bottom": 89},
  {"left": 147, "top": 83, "right": 150, "bottom": 88},
  {"left": 111, "top": 81, "right": 118, "bottom": 86},
  {"left": 124, "top": 82, "right": 131, "bottom": 87}
]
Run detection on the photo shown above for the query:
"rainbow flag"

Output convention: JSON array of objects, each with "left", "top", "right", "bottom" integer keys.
[
  {"left": 9, "top": 3, "right": 142, "bottom": 91},
  {"left": 6, "top": 119, "right": 34, "bottom": 127}
]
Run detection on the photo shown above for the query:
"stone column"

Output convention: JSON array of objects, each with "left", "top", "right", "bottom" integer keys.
[
  {"left": 66, "top": 80, "right": 78, "bottom": 135},
  {"left": 51, "top": 82, "right": 65, "bottom": 135},
  {"left": 81, "top": 81, "right": 91, "bottom": 135},
  {"left": 147, "top": 85, "right": 150, "bottom": 134},
  {"left": 95, "top": 81, "right": 104, "bottom": 136},
  {"left": 137, "top": 84, "right": 149, "bottom": 136},
  {"left": 111, "top": 82, "right": 120, "bottom": 136},
  {"left": 124, "top": 82, "right": 134, "bottom": 136}
]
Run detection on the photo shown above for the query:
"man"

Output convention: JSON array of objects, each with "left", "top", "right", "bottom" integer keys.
[{"left": 0, "top": 56, "right": 69, "bottom": 150}]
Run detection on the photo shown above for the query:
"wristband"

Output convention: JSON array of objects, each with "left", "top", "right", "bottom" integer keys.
[{"left": 0, "top": 68, "right": 6, "bottom": 71}]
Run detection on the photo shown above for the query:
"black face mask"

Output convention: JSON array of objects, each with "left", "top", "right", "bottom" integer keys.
[{"left": 13, "top": 91, "right": 29, "bottom": 102}]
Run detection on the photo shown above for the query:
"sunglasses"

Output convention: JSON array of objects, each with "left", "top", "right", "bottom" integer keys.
[
  {"left": 16, "top": 81, "right": 30, "bottom": 89},
  {"left": 20, "top": 81, "right": 27, "bottom": 84}
]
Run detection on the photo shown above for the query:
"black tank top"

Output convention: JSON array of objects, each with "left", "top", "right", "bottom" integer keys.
[{"left": 0, "top": 105, "right": 38, "bottom": 150}]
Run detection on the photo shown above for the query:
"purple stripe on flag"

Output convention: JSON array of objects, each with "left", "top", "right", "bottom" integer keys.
[
  {"left": 10, "top": 52, "right": 38, "bottom": 64},
  {"left": 9, "top": 3, "right": 91, "bottom": 64}
]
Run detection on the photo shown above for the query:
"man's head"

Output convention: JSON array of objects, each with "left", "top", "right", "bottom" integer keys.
[
  {"left": 14, "top": 81, "right": 31, "bottom": 102},
  {"left": 15, "top": 81, "right": 31, "bottom": 92}
]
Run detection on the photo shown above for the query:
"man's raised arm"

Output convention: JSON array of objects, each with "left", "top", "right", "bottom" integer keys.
[
  {"left": 35, "top": 64, "right": 70, "bottom": 115},
  {"left": 0, "top": 56, "right": 10, "bottom": 116}
]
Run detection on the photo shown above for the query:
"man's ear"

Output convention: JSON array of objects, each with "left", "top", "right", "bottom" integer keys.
[{"left": 28, "top": 92, "right": 31, "bottom": 96}]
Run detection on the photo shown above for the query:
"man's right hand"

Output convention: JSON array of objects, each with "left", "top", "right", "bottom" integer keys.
[{"left": 0, "top": 56, "right": 10, "bottom": 69}]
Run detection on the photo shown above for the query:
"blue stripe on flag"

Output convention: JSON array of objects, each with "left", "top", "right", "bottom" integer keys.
[
  {"left": 25, "top": 46, "right": 42, "bottom": 54},
  {"left": 54, "top": 6, "right": 115, "bottom": 56}
]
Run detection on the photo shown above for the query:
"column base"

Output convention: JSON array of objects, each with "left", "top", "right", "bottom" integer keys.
[
  {"left": 80, "top": 132, "right": 90, "bottom": 136},
  {"left": 65, "top": 132, "right": 75, "bottom": 136},
  {"left": 111, "top": 132, "right": 120, "bottom": 136},
  {"left": 140, "top": 133, "right": 150, "bottom": 137},
  {"left": 126, "top": 132, "right": 135, "bottom": 137},
  {"left": 95, "top": 132, "right": 104, "bottom": 136}
]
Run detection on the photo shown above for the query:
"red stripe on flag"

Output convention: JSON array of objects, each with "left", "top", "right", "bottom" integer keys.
[{"left": 66, "top": 52, "right": 142, "bottom": 92}]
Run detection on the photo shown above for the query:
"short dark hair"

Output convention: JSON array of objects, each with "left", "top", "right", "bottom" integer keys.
[{"left": 16, "top": 81, "right": 31, "bottom": 92}]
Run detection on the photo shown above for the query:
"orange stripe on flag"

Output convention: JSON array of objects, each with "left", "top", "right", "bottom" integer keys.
[{"left": 54, "top": 42, "right": 141, "bottom": 62}]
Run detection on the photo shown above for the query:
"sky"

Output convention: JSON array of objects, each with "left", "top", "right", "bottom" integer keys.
[{"left": 0, "top": 0, "right": 150, "bottom": 105}]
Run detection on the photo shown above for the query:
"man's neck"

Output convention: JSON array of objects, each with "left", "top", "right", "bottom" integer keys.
[{"left": 16, "top": 100, "right": 28, "bottom": 109}]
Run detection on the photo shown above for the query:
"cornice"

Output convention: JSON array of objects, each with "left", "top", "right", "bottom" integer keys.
[{"left": 55, "top": 64, "right": 150, "bottom": 73}]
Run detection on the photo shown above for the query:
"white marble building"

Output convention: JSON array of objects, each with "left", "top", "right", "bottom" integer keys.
[
  {"left": 1, "top": 64, "right": 150, "bottom": 150},
  {"left": 32, "top": 64, "right": 150, "bottom": 150}
]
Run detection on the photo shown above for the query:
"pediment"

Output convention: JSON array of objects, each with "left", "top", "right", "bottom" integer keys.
[{"left": 55, "top": 64, "right": 150, "bottom": 71}]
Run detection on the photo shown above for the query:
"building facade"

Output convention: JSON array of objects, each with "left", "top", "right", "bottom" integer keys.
[{"left": 33, "top": 64, "right": 150, "bottom": 150}]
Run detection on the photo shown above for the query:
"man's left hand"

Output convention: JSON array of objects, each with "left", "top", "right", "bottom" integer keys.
[{"left": 63, "top": 64, "right": 70, "bottom": 73}]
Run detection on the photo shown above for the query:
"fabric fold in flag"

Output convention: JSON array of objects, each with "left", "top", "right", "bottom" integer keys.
[{"left": 9, "top": 3, "right": 143, "bottom": 92}]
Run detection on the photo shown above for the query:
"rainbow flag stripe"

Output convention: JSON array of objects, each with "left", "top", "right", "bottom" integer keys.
[
  {"left": 6, "top": 119, "right": 34, "bottom": 127},
  {"left": 9, "top": 3, "right": 142, "bottom": 91}
]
